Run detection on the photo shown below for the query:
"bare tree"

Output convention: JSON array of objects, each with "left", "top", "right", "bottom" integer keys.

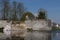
[
  {"left": 0, "top": 0, "right": 25, "bottom": 21},
  {"left": 12, "top": 1, "right": 17, "bottom": 21},
  {"left": 1, "top": 0, "right": 10, "bottom": 20},
  {"left": 0, "top": 0, "right": 2, "bottom": 19},
  {"left": 17, "top": 2, "right": 25, "bottom": 20}
]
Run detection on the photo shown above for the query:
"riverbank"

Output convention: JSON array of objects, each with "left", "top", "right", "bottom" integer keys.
[
  {"left": 27, "top": 28, "right": 51, "bottom": 33},
  {"left": 52, "top": 27, "right": 60, "bottom": 30}
]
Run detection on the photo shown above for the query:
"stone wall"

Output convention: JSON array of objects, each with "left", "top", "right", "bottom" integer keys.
[
  {"left": 11, "top": 23, "right": 27, "bottom": 37},
  {"left": 25, "top": 19, "right": 52, "bottom": 30},
  {"left": 0, "top": 20, "right": 8, "bottom": 28}
]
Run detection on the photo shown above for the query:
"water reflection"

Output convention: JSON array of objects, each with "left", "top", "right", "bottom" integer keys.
[
  {"left": 0, "top": 31, "right": 60, "bottom": 40},
  {"left": 51, "top": 30, "right": 60, "bottom": 40},
  {"left": 0, "top": 31, "right": 51, "bottom": 40},
  {"left": 24, "top": 31, "right": 51, "bottom": 40}
]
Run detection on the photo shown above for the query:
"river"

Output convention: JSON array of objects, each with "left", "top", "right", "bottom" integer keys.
[{"left": 0, "top": 30, "right": 60, "bottom": 40}]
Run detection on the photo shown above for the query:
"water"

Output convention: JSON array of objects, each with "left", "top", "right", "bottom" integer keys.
[
  {"left": 51, "top": 30, "right": 60, "bottom": 40},
  {"left": 0, "top": 30, "right": 60, "bottom": 40}
]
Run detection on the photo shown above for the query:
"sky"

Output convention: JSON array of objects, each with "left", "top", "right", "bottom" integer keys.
[
  {"left": 16, "top": 0, "right": 60, "bottom": 23},
  {"left": 1, "top": 0, "right": 60, "bottom": 24},
  {"left": 14, "top": 0, "right": 60, "bottom": 23}
]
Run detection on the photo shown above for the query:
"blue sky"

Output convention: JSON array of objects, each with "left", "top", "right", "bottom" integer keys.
[
  {"left": 14, "top": 0, "right": 60, "bottom": 23},
  {"left": 1, "top": 0, "right": 60, "bottom": 23}
]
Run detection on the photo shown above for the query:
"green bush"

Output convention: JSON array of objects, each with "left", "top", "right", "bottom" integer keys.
[
  {"left": 27, "top": 28, "right": 33, "bottom": 32},
  {"left": 52, "top": 27, "right": 60, "bottom": 30},
  {"left": 0, "top": 27, "right": 4, "bottom": 33}
]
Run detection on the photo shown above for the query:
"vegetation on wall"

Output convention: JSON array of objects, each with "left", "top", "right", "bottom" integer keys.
[
  {"left": 20, "top": 12, "right": 34, "bottom": 21},
  {"left": 0, "top": 27, "right": 4, "bottom": 33},
  {"left": 38, "top": 9, "right": 47, "bottom": 19}
]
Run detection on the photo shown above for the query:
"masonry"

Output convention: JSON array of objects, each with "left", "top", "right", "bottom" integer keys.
[{"left": 25, "top": 19, "right": 52, "bottom": 31}]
